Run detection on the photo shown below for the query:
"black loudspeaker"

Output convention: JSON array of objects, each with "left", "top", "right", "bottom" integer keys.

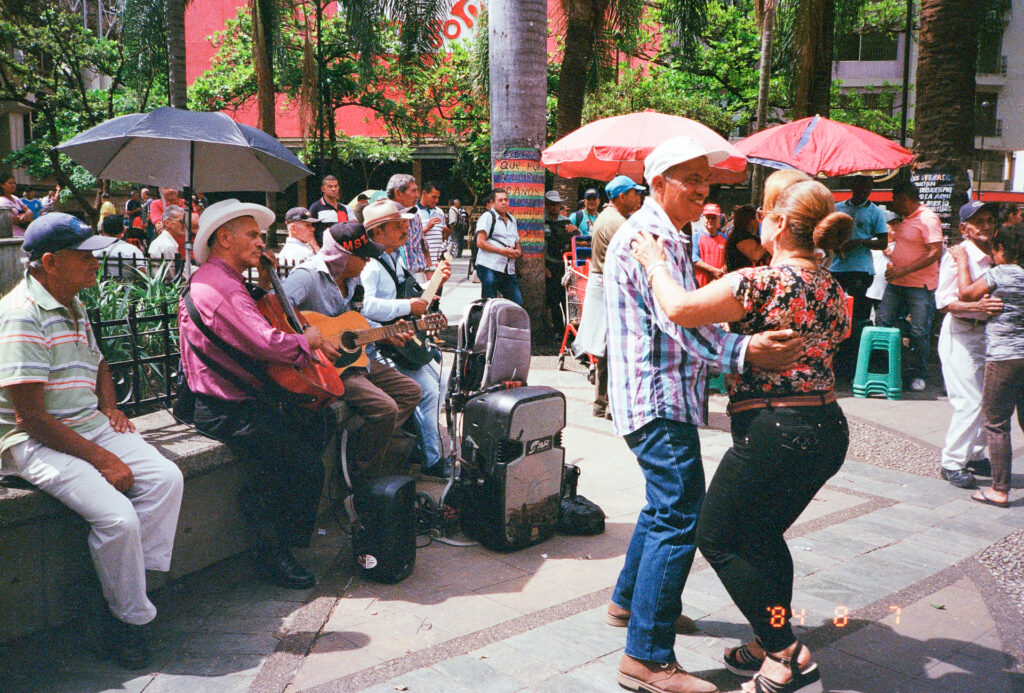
[
  {"left": 460, "top": 386, "right": 566, "bottom": 552},
  {"left": 352, "top": 475, "right": 416, "bottom": 583}
]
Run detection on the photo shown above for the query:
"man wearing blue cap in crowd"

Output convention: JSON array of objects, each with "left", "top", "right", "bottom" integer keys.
[
  {"left": 570, "top": 187, "right": 602, "bottom": 235},
  {"left": 0, "top": 214, "right": 184, "bottom": 669},
  {"left": 573, "top": 175, "right": 645, "bottom": 418}
]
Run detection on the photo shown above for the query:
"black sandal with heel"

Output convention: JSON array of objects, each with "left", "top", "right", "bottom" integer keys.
[
  {"left": 750, "top": 642, "right": 822, "bottom": 693},
  {"left": 724, "top": 638, "right": 765, "bottom": 676}
]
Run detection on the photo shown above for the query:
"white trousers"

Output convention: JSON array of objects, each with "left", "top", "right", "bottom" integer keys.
[
  {"left": 3, "top": 423, "right": 184, "bottom": 624},
  {"left": 938, "top": 314, "right": 988, "bottom": 470}
]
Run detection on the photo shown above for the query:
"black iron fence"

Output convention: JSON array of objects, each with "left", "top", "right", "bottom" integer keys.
[{"left": 85, "top": 259, "right": 299, "bottom": 416}]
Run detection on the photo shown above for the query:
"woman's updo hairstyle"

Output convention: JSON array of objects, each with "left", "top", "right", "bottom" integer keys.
[
  {"left": 770, "top": 180, "right": 853, "bottom": 252},
  {"left": 762, "top": 169, "right": 811, "bottom": 213}
]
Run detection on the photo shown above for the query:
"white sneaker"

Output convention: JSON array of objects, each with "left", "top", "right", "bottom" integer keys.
[{"left": 910, "top": 378, "right": 926, "bottom": 391}]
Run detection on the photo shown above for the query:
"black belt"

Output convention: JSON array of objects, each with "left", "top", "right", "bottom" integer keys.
[{"left": 953, "top": 316, "right": 987, "bottom": 328}]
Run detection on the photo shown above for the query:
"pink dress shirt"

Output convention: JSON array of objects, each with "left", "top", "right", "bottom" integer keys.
[{"left": 179, "top": 256, "right": 311, "bottom": 401}]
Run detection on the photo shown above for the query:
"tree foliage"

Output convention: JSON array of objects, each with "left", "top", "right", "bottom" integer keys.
[{"left": 0, "top": 2, "right": 168, "bottom": 220}]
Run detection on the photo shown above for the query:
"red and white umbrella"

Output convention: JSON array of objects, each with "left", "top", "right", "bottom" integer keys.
[
  {"left": 541, "top": 111, "right": 748, "bottom": 184},
  {"left": 735, "top": 115, "right": 914, "bottom": 178}
]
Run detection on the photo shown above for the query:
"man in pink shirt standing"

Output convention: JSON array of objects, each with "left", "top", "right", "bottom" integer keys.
[
  {"left": 179, "top": 199, "right": 341, "bottom": 590},
  {"left": 877, "top": 180, "right": 944, "bottom": 391}
]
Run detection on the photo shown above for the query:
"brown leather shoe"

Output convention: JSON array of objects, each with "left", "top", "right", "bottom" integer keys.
[
  {"left": 606, "top": 602, "right": 698, "bottom": 634},
  {"left": 618, "top": 654, "right": 718, "bottom": 693}
]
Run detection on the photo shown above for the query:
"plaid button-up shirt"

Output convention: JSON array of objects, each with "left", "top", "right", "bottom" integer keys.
[
  {"left": 604, "top": 197, "right": 749, "bottom": 436},
  {"left": 403, "top": 212, "right": 429, "bottom": 273}
]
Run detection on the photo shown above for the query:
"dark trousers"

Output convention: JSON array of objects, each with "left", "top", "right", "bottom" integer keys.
[
  {"left": 545, "top": 262, "right": 565, "bottom": 335},
  {"left": 594, "top": 356, "right": 608, "bottom": 414},
  {"left": 340, "top": 360, "right": 421, "bottom": 477},
  {"left": 696, "top": 403, "right": 848, "bottom": 651},
  {"left": 982, "top": 358, "right": 1024, "bottom": 493},
  {"left": 832, "top": 272, "right": 873, "bottom": 377},
  {"left": 193, "top": 394, "right": 332, "bottom": 552}
]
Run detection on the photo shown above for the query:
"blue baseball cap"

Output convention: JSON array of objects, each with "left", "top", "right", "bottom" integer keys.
[
  {"left": 958, "top": 200, "right": 999, "bottom": 225},
  {"left": 22, "top": 213, "right": 115, "bottom": 259},
  {"left": 583, "top": 188, "right": 600, "bottom": 198},
  {"left": 605, "top": 175, "right": 646, "bottom": 200}
]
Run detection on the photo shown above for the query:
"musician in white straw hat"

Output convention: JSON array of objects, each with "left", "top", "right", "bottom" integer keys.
[
  {"left": 360, "top": 199, "right": 453, "bottom": 479},
  {"left": 180, "top": 199, "right": 341, "bottom": 591}
]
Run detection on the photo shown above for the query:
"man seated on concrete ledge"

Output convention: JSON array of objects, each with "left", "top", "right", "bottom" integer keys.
[
  {"left": 0, "top": 213, "right": 184, "bottom": 669},
  {"left": 179, "top": 199, "right": 341, "bottom": 591},
  {"left": 283, "top": 221, "right": 421, "bottom": 482}
]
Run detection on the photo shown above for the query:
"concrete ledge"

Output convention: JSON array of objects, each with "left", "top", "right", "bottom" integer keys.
[{"left": 0, "top": 411, "right": 255, "bottom": 642}]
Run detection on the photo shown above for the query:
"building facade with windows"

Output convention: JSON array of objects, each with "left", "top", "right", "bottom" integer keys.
[{"left": 833, "top": 1, "right": 1024, "bottom": 193}]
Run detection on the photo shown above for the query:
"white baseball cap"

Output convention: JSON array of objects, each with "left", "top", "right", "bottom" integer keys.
[{"left": 644, "top": 136, "right": 732, "bottom": 185}]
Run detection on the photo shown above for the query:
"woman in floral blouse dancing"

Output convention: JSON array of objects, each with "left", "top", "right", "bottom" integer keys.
[{"left": 630, "top": 177, "right": 853, "bottom": 693}]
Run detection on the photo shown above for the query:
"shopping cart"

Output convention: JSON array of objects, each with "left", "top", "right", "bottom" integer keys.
[{"left": 558, "top": 251, "right": 597, "bottom": 372}]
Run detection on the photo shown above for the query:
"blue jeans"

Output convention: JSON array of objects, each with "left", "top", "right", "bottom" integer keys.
[
  {"left": 876, "top": 284, "right": 936, "bottom": 381},
  {"left": 476, "top": 265, "right": 523, "bottom": 306},
  {"left": 612, "top": 418, "right": 705, "bottom": 663},
  {"left": 395, "top": 358, "right": 445, "bottom": 469}
]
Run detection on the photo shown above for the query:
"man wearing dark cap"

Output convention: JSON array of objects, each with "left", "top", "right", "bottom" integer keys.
[
  {"left": 0, "top": 214, "right": 184, "bottom": 668},
  {"left": 543, "top": 190, "right": 579, "bottom": 334},
  {"left": 278, "top": 207, "right": 322, "bottom": 266},
  {"left": 570, "top": 187, "right": 601, "bottom": 235},
  {"left": 283, "top": 222, "right": 421, "bottom": 480},
  {"left": 934, "top": 200, "right": 1003, "bottom": 488}
]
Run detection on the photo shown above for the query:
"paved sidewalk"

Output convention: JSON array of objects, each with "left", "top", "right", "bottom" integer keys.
[{"left": 2, "top": 258, "right": 1023, "bottom": 692}]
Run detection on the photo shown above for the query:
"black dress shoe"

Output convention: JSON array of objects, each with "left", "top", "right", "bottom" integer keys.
[
  {"left": 967, "top": 458, "right": 991, "bottom": 477},
  {"left": 111, "top": 619, "right": 150, "bottom": 670},
  {"left": 255, "top": 548, "right": 316, "bottom": 589},
  {"left": 941, "top": 468, "right": 977, "bottom": 489}
]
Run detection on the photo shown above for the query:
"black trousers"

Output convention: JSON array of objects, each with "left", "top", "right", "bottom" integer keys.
[
  {"left": 194, "top": 394, "right": 332, "bottom": 552},
  {"left": 546, "top": 262, "right": 566, "bottom": 335},
  {"left": 832, "top": 271, "right": 874, "bottom": 376},
  {"left": 696, "top": 402, "right": 848, "bottom": 651}
]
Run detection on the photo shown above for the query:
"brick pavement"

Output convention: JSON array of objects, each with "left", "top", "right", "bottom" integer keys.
[{"left": 1, "top": 259, "right": 1023, "bottom": 692}]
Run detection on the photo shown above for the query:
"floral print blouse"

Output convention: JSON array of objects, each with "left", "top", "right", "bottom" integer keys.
[{"left": 725, "top": 265, "right": 849, "bottom": 401}]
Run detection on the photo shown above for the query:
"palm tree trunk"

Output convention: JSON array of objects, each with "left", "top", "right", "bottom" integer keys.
[
  {"left": 165, "top": 0, "right": 187, "bottom": 109},
  {"left": 914, "top": 0, "right": 980, "bottom": 211},
  {"left": 251, "top": 0, "right": 277, "bottom": 137},
  {"left": 792, "top": 0, "right": 833, "bottom": 119},
  {"left": 489, "top": 0, "right": 548, "bottom": 337},
  {"left": 553, "top": 1, "right": 609, "bottom": 206},
  {"left": 750, "top": 2, "right": 776, "bottom": 207}
]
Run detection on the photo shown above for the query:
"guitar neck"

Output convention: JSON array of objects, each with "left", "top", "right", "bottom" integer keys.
[
  {"left": 419, "top": 250, "right": 453, "bottom": 305},
  {"left": 351, "top": 317, "right": 430, "bottom": 348}
]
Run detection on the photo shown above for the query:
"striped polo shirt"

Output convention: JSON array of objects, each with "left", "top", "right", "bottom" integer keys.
[{"left": 0, "top": 275, "right": 108, "bottom": 455}]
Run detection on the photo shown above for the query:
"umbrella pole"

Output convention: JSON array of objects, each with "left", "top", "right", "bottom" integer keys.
[{"left": 184, "top": 142, "right": 195, "bottom": 280}]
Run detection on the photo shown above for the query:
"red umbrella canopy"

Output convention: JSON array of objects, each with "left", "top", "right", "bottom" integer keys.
[
  {"left": 735, "top": 115, "right": 914, "bottom": 178},
  {"left": 541, "top": 111, "right": 748, "bottom": 184}
]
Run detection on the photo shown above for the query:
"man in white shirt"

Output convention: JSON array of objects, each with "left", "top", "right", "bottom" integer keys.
[
  {"left": 277, "top": 207, "right": 321, "bottom": 266},
  {"left": 415, "top": 181, "right": 449, "bottom": 270},
  {"left": 361, "top": 200, "right": 452, "bottom": 477},
  {"left": 936, "top": 201, "right": 1003, "bottom": 489},
  {"left": 148, "top": 205, "right": 185, "bottom": 260},
  {"left": 474, "top": 188, "right": 523, "bottom": 305}
]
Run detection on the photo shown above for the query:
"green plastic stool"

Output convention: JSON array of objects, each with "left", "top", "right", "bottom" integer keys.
[
  {"left": 852, "top": 326, "right": 902, "bottom": 399},
  {"left": 708, "top": 371, "right": 726, "bottom": 393}
]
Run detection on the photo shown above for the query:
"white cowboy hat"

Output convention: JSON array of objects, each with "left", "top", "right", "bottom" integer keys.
[
  {"left": 194, "top": 198, "right": 276, "bottom": 265},
  {"left": 361, "top": 199, "right": 414, "bottom": 232},
  {"left": 644, "top": 136, "right": 732, "bottom": 184}
]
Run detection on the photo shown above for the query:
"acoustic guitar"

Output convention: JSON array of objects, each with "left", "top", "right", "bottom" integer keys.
[
  {"left": 377, "top": 240, "right": 456, "bottom": 370},
  {"left": 255, "top": 255, "right": 346, "bottom": 408},
  {"left": 301, "top": 310, "right": 449, "bottom": 373}
]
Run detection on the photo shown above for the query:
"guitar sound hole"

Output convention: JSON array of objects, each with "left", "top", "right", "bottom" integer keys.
[{"left": 340, "top": 332, "right": 359, "bottom": 352}]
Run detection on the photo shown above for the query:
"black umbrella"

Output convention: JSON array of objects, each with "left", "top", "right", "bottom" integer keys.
[{"left": 57, "top": 107, "right": 312, "bottom": 272}]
